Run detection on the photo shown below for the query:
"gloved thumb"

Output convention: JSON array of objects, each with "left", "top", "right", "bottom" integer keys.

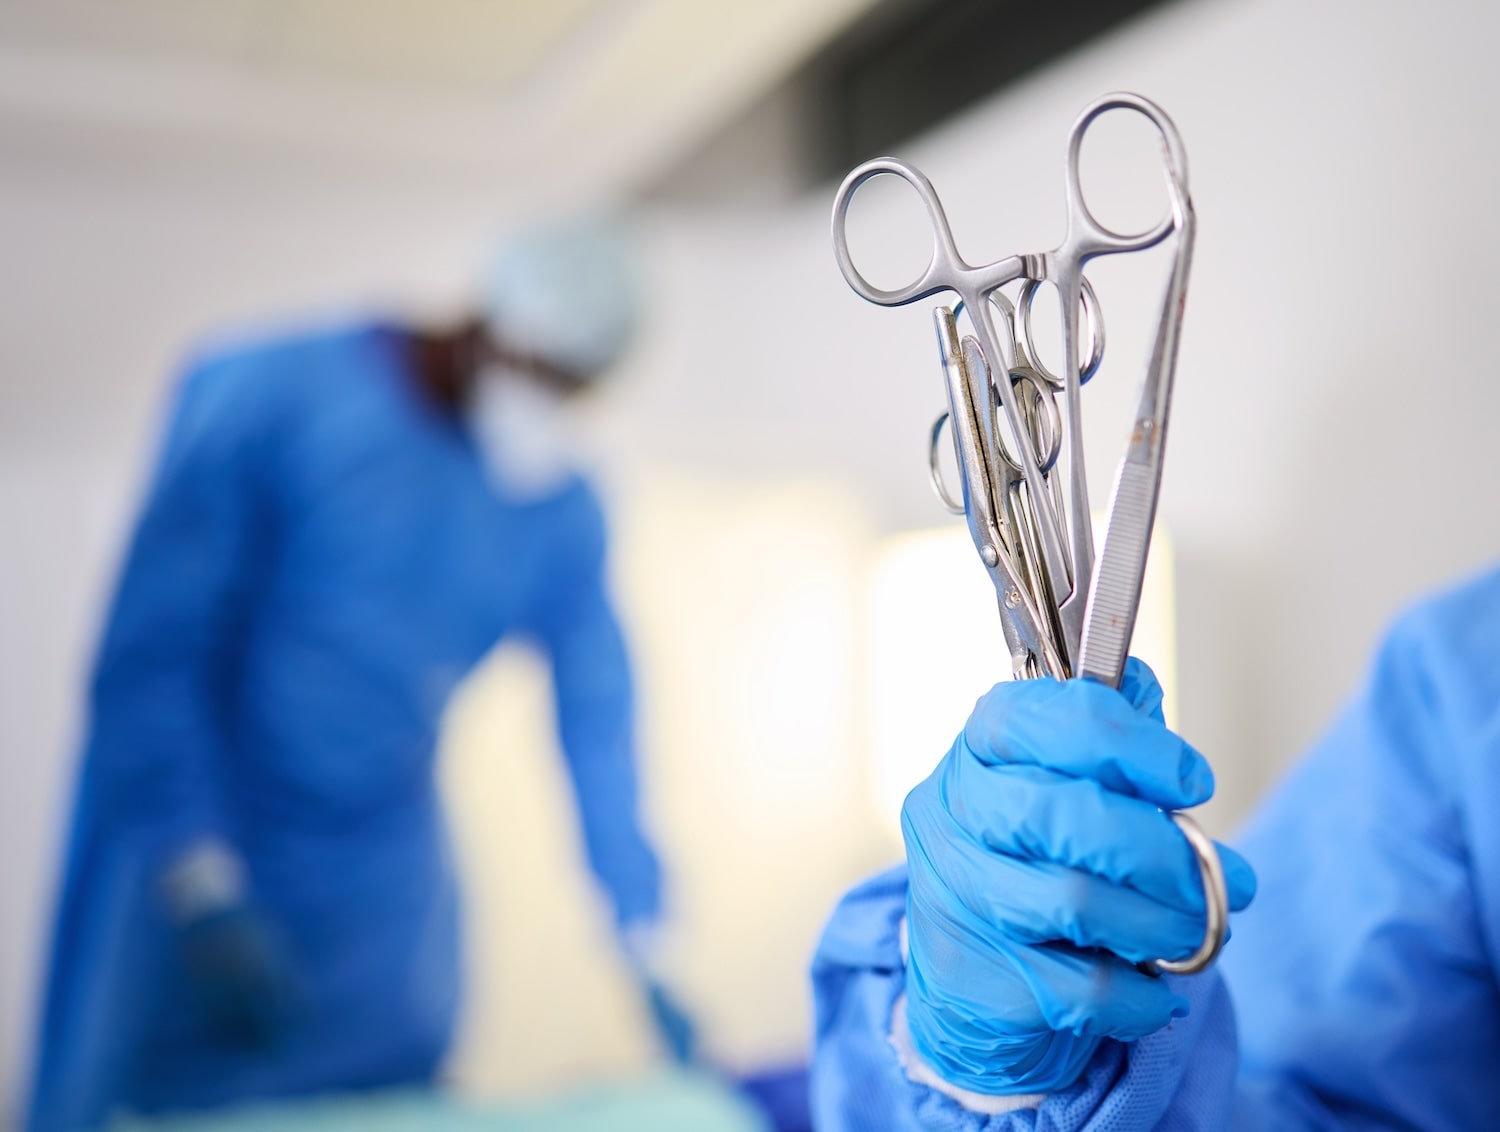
[{"left": 1118, "top": 656, "right": 1167, "bottom": 723}]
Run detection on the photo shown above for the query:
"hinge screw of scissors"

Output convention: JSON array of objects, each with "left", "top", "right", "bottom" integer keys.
[{"left": 980, "top": 544, "right": 1000, "bottom": 568}]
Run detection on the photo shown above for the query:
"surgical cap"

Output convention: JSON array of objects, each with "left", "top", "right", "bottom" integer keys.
[{"left": 481, "top": 216, "right": 640, "bottom": 379}]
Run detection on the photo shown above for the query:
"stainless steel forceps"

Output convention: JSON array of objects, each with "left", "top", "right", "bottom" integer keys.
[{"left": 830, "top": 91, "right": 1228, "bottom": 975}]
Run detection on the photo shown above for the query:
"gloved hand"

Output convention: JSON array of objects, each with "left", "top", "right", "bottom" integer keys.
[
  {"left": 642, "top": 978, "right": 698, "bottom": 1065},
  {"left": 178, "top": 904, "right": 303, "bottom": 1049},
  {"left": 900, "top": 659, "right": 1256, "bottom": 1096},
  {"left": 620, "top": 919, "right": 699, "bottom": 1065},
  {"left": 160, "top": 840, "right": 301, "bottom": 1049}
]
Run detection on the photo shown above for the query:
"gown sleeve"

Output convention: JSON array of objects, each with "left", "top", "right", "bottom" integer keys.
[
  {"left": 531, "top": 483, "right": 662, "bottom": 927},
  {"left": 1224, "top": 576, "right": 1500, "bottom": 1131}
]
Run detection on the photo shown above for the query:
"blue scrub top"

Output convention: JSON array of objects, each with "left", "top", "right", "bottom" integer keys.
[{"left": 27, "top": 321, "right": 661, "bottom": 1130}]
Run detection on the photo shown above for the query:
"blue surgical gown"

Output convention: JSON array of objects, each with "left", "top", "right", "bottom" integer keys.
[
  {"left": 26, "top": 321, "right": 661, "bottom": 1130},
  {"left": 811, "top": 567, "right": 1500, "bottom": 1130}
]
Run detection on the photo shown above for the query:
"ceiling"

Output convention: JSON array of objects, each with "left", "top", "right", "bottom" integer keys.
[{"left": 0, "top": 0, "right": 880, "bottom": 200}]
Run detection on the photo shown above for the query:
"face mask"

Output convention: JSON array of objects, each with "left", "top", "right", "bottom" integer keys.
[{"left": 467, "top": 365, "right": 577, "bottom": 501}]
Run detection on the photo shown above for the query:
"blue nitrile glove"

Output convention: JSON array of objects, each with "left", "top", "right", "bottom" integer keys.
[
  {"left": 643, "top": 979, "right": 698, "bottom": 1065},
  {"left": 900, "top": 658, "right": 1257, "bottom": 1097},
  {"left": 178, "top": 904, "right": 303, "bottom": 1049},
  {"left": 161, "top": 841, "right": 302, "bottom": 1049},
  {"left": 621, "top": 920, "right": 699, "bottom": 1065}
]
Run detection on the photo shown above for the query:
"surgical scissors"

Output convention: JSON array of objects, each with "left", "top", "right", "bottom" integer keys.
[
  {"left": 928, "top": 292, "right": 1082, "bottom": 678},
  {"left": 930, "top": 304, "right": 1065, "bottom": 680},
  {"left": 830, "top": 91, "right": 1226, "bottom": 975}
]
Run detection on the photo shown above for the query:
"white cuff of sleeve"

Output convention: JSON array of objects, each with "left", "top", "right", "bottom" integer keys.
[
  {"left": 889, "top": 920, "right": 1047, "bottom": 1123},
  {"left": 159, "top": 838, "right": 246, "bottom": 924},
  {"left": 889, "top": 994, "right": 1045, "bottom": 1117},
  {"left": 619, "top": 917, "right": 670, "bottom": 981}
]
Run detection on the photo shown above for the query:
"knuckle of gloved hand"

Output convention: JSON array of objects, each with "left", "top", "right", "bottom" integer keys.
[
  {"left": 1055, "top": 868, "right": 1104, "bottom": 949},
  {"left": 946, "top": 761, "right": 1038, "bottom": 844},
  {"left": 998, "top": 864, "right": 1098, "bottom": 952},
  {"left": 1034, "top": 958, "right": 1119, "bottom": 1037},
  {"left": 901, "top": 759, "right": 938, "bottom": 812},
  {"left": 963, "top": 676, "right": 1062, "bottom": 756},
  {"left": 899, "top": 785, "right": 944, "bottom": 858},
  {"left": 1079, "top": 959, "right": 1175, "bottom": 1040},
  {"left": 1079, "top": 963, "right": 1119, "bottom": 1020}
]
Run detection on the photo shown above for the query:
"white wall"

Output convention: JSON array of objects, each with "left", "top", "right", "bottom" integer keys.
[
  {"left": 617, "top": 0, "right": 1500, "bottom": 829},
  {"left": 4, "top": 0, "right": 1500, "bottom": 1115}
]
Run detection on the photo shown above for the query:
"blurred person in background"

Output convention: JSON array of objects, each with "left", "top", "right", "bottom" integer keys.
[
  {"left": 810, "top": 570, "right": 1500, "bottom": 1129},
  {"left": 25, "top": 217, "right": 693, "bottom": 1132}
]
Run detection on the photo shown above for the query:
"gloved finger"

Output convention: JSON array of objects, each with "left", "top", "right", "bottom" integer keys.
[
  {"left": 961, "top": 677, "right": 1214, "bottom": 810},
  {"left": 906, "top": 906, "right": 1189, "bottom": 1043},
  {"left": 1220, "top": 843, "right": 1256, "bottom": 911},
  {"left": 643, "top": 980, "right": 696, "bottom": 1065},
  {"left": 1118, "top": 656, "right": 1165, "bottom": 722},
  {"left": 936, "top": 760, "right": 1257, "bottom": 914},
  {"left": 196, "top": 972, "right": 289, "bottom": 1049},
  {"left": 992, "top": 855, "right": 1234, "bottom": 964},
  {"left": 180, "top": 907, "right": 303, "bottom": 1049},
  {"left": 907, "top": 816, "right": 1217, "bottom": 964},
  {"left": 1020, "top": 941, "right": 1191, "bottom": 1040}
]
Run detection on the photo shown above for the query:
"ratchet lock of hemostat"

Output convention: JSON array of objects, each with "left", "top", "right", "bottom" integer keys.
[{"left": 830, "top": 92, "right": 1227, "bottom": 975}]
